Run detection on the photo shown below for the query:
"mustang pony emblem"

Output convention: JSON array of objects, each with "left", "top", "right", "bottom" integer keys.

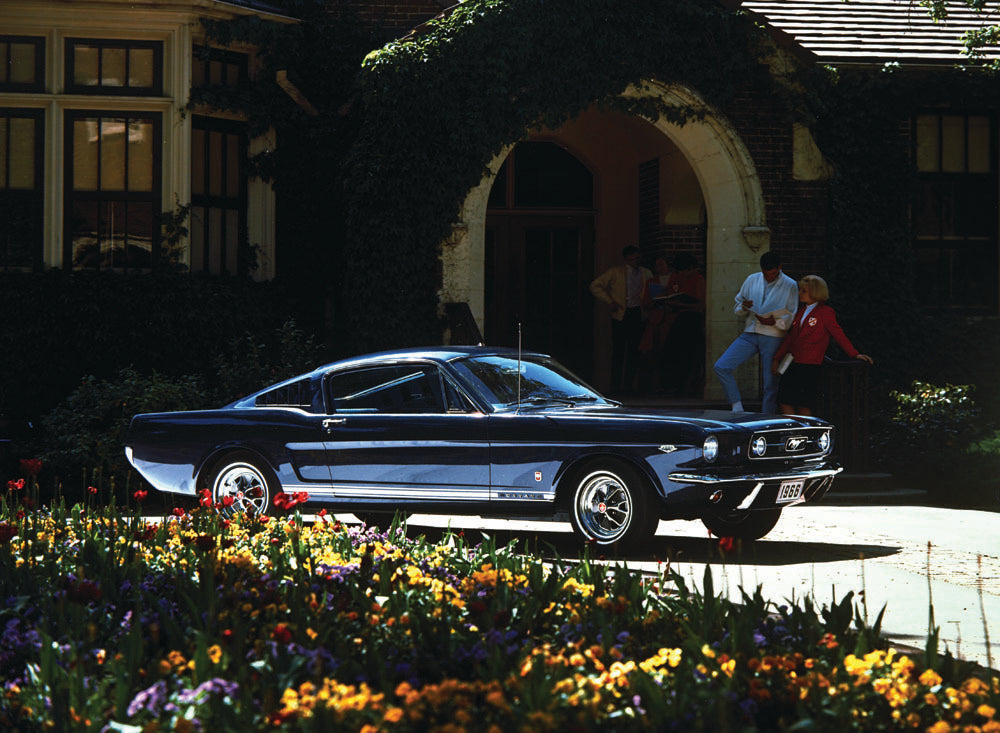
[{"left": 786, "top": 437, "right": 807, "bottom": 452}]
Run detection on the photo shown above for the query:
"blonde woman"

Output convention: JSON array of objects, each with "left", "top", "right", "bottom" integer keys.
[{"left": 771, "top": 275, "right": 873, "bottom": 416}]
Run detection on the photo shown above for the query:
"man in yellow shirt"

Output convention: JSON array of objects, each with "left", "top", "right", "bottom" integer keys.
[{"left": 590, "top": 245, "right": 652, "bottom": 394}]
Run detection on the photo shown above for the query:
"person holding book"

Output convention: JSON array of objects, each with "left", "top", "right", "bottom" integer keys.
[
  {"left": 771, "top": 274, "right": 873, "bottom": 416},
  {"left": 713, "top": 251, "right": 798, "bottom": 413},
  {"left": 659, "top": 252, "right": 706, "bottom": 396},
  {"left": 639, "top": 257, "right": 672, "bottom": 355}
]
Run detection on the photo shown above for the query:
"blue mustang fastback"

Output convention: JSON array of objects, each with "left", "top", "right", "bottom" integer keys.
[{"left": 125, "top": 346, "right": 841, "bottom": 548}]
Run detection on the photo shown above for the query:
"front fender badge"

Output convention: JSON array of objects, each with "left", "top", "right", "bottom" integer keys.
[
  {"left": 659, "top": 444, "right": 678, "bottom": 453},
  {"left": 534, "top": 471, "right": 542, "bottom": 482}
]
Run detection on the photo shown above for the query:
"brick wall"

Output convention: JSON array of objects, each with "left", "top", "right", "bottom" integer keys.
[
  {"left": 327, "top": 0, "right": 447, "bottom": 37},
  {"left": 638, "top": 157, "right": 708, "bottom": 269},
  {"left": 725, "top": 86, "right": 831, "bottom": 281}
]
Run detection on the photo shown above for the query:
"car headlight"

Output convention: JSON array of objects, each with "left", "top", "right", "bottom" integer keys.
[
  {"left": 750, "top": 435, "right": 767, "bottom": 457},
  {"left": 819, "top": 430, "right": 831, "bottom": 453},
  {"left": 703, "top": 436, "right": 719, "bottom": 462}
]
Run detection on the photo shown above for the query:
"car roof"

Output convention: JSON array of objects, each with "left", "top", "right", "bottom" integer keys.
[
  {"left": 227, "top": 345, "right": 552, "bottom": 409},
  {"left": 304, "top": 345, "right": 548, "bottom": 377}
]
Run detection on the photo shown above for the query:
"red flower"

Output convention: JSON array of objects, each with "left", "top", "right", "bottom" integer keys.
[
  {"left": 133, "top": 490, "right": 148, "bottom": 503},
  {"left": 6, "top": 479, "right": 24, "bottom": 492},
  {"left": 0, "top": 524, "right": 17, "bottom": 543},
  {"left": 19, "top": 458, "right": 42, "bottom": 477},
  {"left": 271, "top": 624, "right": 292, "bottom": 643},
  {"left": 87, "top": 486, "right": 98, "bottom": 495},
  {"left": 133, "top": 524, "right": 157, "bottom": 541},
  {"left": 172, "top": 507, "right": 186, "bottom": 518},
  {"left": 273, "top": 491, "right": 309, "bottom": 511},
  {"left": 199, "top": 488, "right": 213, "bottom": 508},
  {"left": 66, "top": 579, "right": 102, "bottom": 604},
  {"left": 718, "top": 536, "right": 736, "bottom": 553},
  {"left": 219, "top": 495, "right": 235, "bottom": 508}
]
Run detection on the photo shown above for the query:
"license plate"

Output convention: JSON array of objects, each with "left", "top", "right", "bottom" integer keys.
[{"left": 776, "top": 479, "right": 804, "bottom": 503}]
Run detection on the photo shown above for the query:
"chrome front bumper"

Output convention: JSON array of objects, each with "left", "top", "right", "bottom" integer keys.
[
  {"left": 667, "top": 463, "right": 842, "bottom": 485},
  {"left": 666, "top": 462, "right": 842, "bottom": 510}
]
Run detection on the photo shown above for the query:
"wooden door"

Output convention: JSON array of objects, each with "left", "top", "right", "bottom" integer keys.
[{"left": 485, "top": 214, "right": 595, "bottom": 380}]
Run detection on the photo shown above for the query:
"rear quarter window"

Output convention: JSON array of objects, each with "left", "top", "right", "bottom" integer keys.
[{"left": 254, "top": 379, "right": 318, "bottom": 411}]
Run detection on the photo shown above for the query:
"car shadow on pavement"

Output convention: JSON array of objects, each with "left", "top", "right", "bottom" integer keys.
[{"left": 390, "top": 522, "right": 901, "bottom": 567}]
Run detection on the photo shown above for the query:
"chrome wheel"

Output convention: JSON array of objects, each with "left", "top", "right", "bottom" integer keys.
[
  {"left": 569, "top": 461, "right": 654, "bottom": 547},
  {"left": 211, "top": 457, "right": 274, "bottom": 516}
]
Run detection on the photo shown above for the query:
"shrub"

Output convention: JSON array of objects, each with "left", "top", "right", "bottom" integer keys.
[
  {"left": 207, "top": 318, "right": 326, "bottom": 405},
  {"left": 877, "top": 381, "right": 998, "bottom": 504},
  {"left": 39, "top": 369, "right": 209, "bottom": 501},
  {"left": 36, "top": 320, "right": 326, "bottom": 500}
]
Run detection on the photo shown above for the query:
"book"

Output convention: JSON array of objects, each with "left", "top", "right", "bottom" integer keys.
[
  {"left": 776, "top": 353, "right": 794, "bottom": 374},
  {"left": 653, "top": 292, "right": 700, "bottom": 308}
]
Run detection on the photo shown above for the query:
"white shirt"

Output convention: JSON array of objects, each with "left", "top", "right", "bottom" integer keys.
[{"left": 733, "top": 271, "right": 799, "bottom": 337}]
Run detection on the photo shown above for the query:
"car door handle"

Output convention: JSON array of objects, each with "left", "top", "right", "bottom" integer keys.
[{"left": 322, "top": 418, "right": 345, "bottom": 432}]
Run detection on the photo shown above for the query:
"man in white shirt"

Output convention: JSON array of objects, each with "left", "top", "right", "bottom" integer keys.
[
  {"left": 713, "top": 251, "right": 798, "bottom": 413},
  {"left": 590, "top": 245, "right": 652, "bottom": 394}
]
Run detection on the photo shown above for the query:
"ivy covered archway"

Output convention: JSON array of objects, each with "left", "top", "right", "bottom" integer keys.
[
  {"left": 444, "top": 80, "right": 768, "bottom": 398},
  {"left": 338, "top": 0, "right": 774, "bottom": 353}
]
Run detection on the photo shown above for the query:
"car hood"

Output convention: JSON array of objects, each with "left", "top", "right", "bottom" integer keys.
[{"left": 532, "top": 405, "right": 828, "bottom": 430}]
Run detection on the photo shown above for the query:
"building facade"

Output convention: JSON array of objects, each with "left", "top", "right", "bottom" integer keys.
[
  {"left": 0, "top": 0, "right": 290, "bottom": 279},
  {"left": 4, "top": 0, "right": 997, "bottom": 403}
]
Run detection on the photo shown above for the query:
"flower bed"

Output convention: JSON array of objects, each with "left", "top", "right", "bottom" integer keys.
[{"left": 0, "top": 480, "right": 997, "bottom": 731}]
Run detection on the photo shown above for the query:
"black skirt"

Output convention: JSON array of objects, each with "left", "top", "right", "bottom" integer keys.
[{"left": 777, "top": 362, "right": 823, "bottom": 410}]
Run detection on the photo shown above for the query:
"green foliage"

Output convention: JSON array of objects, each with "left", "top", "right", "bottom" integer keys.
[
  {"left": 36, "top": 319, "right": 324, "bottom": 499},
  {"left": 39, "top": 369, "right": 208, "bottom": 494},
  {"left": 0, "top": 270, "right": 321, "bottom": 420},
  {"left": 876, "top": 381, "right": 1000, "bottom": 503},
  {"left": 192, "top": 1, "right": 382, "bottom": 322},
  {"left": 337, "top": 0, "right": 770, "bottom": 352},
  {"left": 158, "top": 200, "right": 192, "bottom": 273},
  {"left": 208, "top": 318, "right": 326, "bottom": 404}
]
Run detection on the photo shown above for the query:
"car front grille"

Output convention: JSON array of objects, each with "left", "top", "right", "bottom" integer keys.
[{"left": 747, "top": 426, "right": 832, "bottom": 460}]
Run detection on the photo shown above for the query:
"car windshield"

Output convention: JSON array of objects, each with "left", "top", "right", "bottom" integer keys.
[{"left": 451, "top": 354, "right": 612, "bottom": 411}]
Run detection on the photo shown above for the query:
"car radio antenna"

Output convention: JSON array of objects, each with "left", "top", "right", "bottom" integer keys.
[{"left": 516, "top": 321, "right": 522, "bottom": 414}]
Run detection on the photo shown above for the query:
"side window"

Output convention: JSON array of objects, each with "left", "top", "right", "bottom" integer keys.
[
  {"left": 254, "top": 379, "right": 316, "bottom": 411},
  {"left": 326, "top": 365, "right": 446, "bottom": 414},
  {"left": 443, "top": 377, "right": 476, "bottom": 412}
]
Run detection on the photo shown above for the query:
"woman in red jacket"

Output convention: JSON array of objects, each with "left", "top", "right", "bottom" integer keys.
[{"left": 771, "top": 275, "right": 873, "bottom": 416}]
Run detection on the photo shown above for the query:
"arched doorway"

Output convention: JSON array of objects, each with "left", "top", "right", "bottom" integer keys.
[
  {"left": 484, "top": 141, "right": 596, "bottom": 379},
  {"left": 443, "top": 82, "right": 768, "bottom": 401}
]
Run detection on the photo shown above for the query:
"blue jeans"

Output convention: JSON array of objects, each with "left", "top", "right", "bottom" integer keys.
[{"left": 713, "top": 332, "right": 784, "bottom": 413}]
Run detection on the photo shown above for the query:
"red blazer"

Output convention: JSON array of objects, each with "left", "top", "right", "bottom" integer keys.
[{"left": 775, "top": 303, "right": 859, "bottom": 365}]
